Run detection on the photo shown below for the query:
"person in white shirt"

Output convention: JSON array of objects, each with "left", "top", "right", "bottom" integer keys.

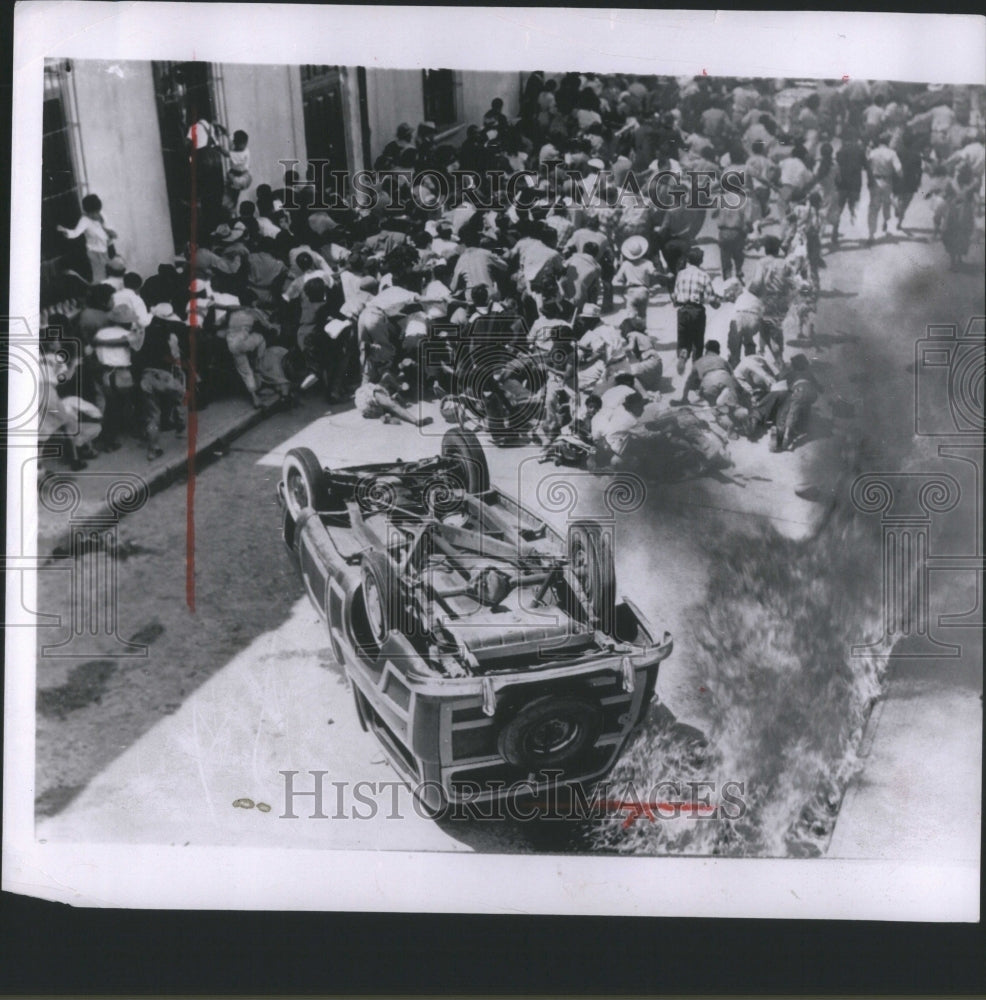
[
  {"left": 91, "top": 304, "right": 144, "bottom": 450},
  {"left": 429, "top": 222, "right": 461, "bottom": 261},
  {"left": 597, "top": 371, "right": 649, "bottom": 418},
  {"left": 707, "top": 278, "right": 766, "bottom": 367},
  {"left": 282, "top": 250, "right": 335, "bottom": 304},
  {"left": 592, "top": 391, "right": 646, "bottom": 467},
  {"left": 733, "top": 353, "right": 781, "bottom": 403},
  {"left": 58, "top": 193, "right": 117, "bottom": 283},
  {"left": 112, "top": 272, "right": 152, "bottom": 330},
  {"left": 776, "top": 154, "right": 814, "bottom": 218},
  {"left": 102, "top": 257, "right": 127, "bottom": 291},
  {"left": 945, "top": 135, "right": 986, "bottom": 188},
  {"left": 865, "top": 133, "right": 903, "bottom": 242}
]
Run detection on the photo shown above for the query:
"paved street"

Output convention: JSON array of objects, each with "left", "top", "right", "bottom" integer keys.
[{"left": 33, "top": 187, "right": 983, "bottom": 859}]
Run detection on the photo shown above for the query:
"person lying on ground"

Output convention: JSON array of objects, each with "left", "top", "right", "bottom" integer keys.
[{"left": 353, "top": 373, "right": 434, "bottom": 427}]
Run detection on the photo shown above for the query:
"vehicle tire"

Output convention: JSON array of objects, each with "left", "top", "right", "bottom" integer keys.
[
  {"left": 282, "top": 447, "right": 328, "bottom": 520},
  {"left": 359, "top": 549, "right": 398, "bottom": 649},
  {"left": 566, "top": 520, "right": 617, "bottom": 634},
  {"left": 498, "top": 694, "right": 602, "bottom": 770},
  {"left": 441, "top": 427, "right": 490, "bottom": 495}
]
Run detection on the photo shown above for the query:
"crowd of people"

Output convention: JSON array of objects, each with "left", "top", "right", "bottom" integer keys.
[{"left": 40, "top": 73, "right": 984, "bottom": 476}]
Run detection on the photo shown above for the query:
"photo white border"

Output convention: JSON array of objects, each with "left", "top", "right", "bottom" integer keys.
[{"left": 5, "top": 2, "right": 984, "bottom": 918}]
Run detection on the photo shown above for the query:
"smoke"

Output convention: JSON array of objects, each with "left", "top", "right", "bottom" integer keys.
[{"left": 580, "top": 283, "right": 935, "bottom": 857}]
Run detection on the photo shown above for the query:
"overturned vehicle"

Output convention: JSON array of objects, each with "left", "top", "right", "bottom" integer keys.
[{"left": 278, "top": 427, "right": 672, "bottom": 815}]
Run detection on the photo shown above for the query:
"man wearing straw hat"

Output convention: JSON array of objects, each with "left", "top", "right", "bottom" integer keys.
[{"left": 613, "top": 235, "right": 659, "bottom": 299}]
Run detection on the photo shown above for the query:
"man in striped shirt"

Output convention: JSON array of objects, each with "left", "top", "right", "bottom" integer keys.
[{"left": 671, "top": 246, "right": 720, "bottom": 374}]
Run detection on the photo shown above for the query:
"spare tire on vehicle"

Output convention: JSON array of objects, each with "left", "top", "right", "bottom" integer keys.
[
  {"left": 358, "top": 548, "right": 398, "bottom": 650},
  {"left": 566, "top": 520, "right": 617, "bottom": 635},
  {"left": 498, "top": 694, "right": 602, "bottom": 770},
  {"left": 282, "top": 447, "right": 329, "bottom": 520},
  {"left": 441, "top": 427, "right": 490, "bottom": 495}
]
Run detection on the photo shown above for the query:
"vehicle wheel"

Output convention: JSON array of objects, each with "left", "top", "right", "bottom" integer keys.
[
  {"left": 359, "top": 549, "right": 397, "bottom": 648},
  {"left": 566, "top": 520, "right": 617, "bottom": 634},
  {"left": 498, "top": 694, "right": 602, "bottom": 770},
  {"left": 441, "top": 427, "right": 490, "bottom": 494},
  {"left": 282, "top": 447, "right": 327, "bottom": 520}
]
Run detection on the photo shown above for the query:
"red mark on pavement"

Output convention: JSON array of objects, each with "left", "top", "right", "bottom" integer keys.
[
  {"left": 612, "top": 801, "right": 718, "bottom": 828},
  {"left": 186, "top": 120, "right": 198, "bottom": 612},
  {"left": 564, "top": 800, "right": 714, "bottom": 828}
]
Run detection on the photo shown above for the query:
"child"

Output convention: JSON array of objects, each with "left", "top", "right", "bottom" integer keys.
[
  {"left": 221, "top": 130, "right": 252, "bottom": 212},
  {"left": 58, "top": 194, "right": 117, "bottom": 283}
]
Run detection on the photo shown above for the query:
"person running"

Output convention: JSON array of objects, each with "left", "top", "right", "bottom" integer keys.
[
  {"left": 747, "top": 235, "right": 794, "bottom": 365},
  {"left": 671, "top": 246, "right": 720, "bottom": 374},
  {"left": 812, "top": 142, "right": 842, "bottom": 246},
  {"left": 833, "top": 129, "right": 866, "bottom": 243},
  {"left": 865, "top": 132, "right": 902, "bottom": 243},
  {"left": 894, "top": 129, "right": 924, "bottom": 232},
  {"left": 941, "top": 163, "right": 978, "bottom": 269}
]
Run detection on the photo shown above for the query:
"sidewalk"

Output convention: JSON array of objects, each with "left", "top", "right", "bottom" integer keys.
[
  {"left": 827, "top": 650, "right": 982, "bottom": 864},
  {"left": 37, "top": 393, "right": 275, "bottom": 557}
]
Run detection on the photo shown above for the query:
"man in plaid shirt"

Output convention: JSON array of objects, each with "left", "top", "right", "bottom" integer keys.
[{"left": 672, "top": 246, "right": 720, "bottom": 373}]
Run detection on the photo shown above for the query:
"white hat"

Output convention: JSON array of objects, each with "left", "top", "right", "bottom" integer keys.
[{"left": 621, "top": 235, "right": 649, "bottom": 261}]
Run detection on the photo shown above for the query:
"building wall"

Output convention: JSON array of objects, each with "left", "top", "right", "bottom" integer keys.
[
  {"left": 362, "top": 68, "right": 523, "bottom": 162},
  {"left": 363, "top": 69, "right": 424, "bottom": 162},
  {"left": 219, "top": 63, "right": 307, "bottom": 191},
  {"left": 66, "top": 62, "right": 526, "bottom": 282},
  {"left": 459, "top": 71, "right": 522, "bottom": 124},
  {"left": 71, "top": 60, "right": 173, "bottom": 280}
]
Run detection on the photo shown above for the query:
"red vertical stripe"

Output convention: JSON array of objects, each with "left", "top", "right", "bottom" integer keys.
[{"left": 186, "top": 119, "right": 198, "bottom": 612}]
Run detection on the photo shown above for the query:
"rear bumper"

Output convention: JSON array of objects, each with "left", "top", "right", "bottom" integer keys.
[{"left": 350, "top": 637, "right": 672, "bottom": 807}]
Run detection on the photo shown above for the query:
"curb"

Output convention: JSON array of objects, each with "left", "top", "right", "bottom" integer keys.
[{"left": 38, "top": 403, "right": 273, "bottom": 560}]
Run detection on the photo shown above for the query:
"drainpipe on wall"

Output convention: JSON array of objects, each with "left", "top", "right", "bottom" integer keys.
[{"left": 357, "top": 67, "right": 371, "bottom": 170}]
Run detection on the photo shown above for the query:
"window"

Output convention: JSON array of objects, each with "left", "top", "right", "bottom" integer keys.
[
  {"left": 41, "top": 59, "right": 85, "bottom": 307},
  {"left": 422, "top": 69, "right": 458, "bottom": 129},
  {"left": 151, "top": 61, "right": 217, "bottom": 250}
]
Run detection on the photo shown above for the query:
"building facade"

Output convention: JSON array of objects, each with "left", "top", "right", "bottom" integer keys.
[{"left": 41, "top": 59, "right": 521, "bottom": 304}]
